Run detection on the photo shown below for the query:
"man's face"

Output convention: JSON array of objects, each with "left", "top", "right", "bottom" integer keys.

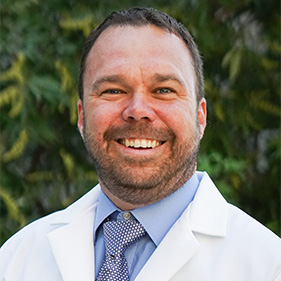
[{"left": 78, "top": 25, "right": 206, "bottom": 208}]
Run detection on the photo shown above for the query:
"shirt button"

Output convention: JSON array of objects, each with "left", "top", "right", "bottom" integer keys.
[{"left": 122, "top": 212, "right": 131, "bottom": 220}]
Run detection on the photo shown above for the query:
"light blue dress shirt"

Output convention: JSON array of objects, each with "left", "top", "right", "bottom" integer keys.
[{"left": 94, "top": 172, "right": 200, "bottom": 280}]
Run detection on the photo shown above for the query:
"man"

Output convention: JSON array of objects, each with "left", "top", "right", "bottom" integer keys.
[{"left": 0, "top": 7, "right": 280, "bottom": 281}]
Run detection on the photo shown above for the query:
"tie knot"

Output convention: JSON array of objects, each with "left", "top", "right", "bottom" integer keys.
[{"left": 103, "top": 219, "right": 145, "bottom": 257}]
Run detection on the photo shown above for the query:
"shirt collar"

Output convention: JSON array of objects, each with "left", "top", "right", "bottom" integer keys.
[
  {"left": 94, "top": 190, "right": 119, "bottom": 238},
  {"left": 94, "top": 172, "right": 199, "bottom": 246}
]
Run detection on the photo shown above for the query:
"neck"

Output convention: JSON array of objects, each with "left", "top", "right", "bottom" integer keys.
[
  {"left": 101, "top": 184, "right": 145, "bottom": 210},
  {"left": 99, "top": 165, "right": 196, "bottom": 211}
]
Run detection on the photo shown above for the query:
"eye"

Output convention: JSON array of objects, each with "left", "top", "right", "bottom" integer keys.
[
  {"left": 102, "top": 89, "right": 123, "bottom": 94},
  {"left": 156, "top": 88, "right": 174, "bottom": 94}
]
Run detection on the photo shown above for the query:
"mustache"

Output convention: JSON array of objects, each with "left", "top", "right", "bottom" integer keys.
[{"left": 103, "top": 122, "right": 176, "bottom": 142}]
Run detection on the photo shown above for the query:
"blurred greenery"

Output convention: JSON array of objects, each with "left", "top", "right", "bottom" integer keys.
[{"left": 0, "top": 0, "right": 280, "bottom": 244}]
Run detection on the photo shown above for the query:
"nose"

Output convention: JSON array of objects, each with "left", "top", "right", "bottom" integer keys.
[{"left": 122, "top": 93, "right": 156, "bottom": 122}]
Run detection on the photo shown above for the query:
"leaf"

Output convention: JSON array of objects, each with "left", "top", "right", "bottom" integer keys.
[
  {"left": 0, "top": 52, "right": 25, "bottom": 85},
  {"left": 2, "top": 129, "right": 28, "bottom": 162},
  {"left": 214, "top": 101, "right": 225, "bottom": 121},
  {"left": 222, "top": 47, "right": 242, "bottom": 80},
  {"left": 0, "top": 187, "right": 27, "bottom": 227}
]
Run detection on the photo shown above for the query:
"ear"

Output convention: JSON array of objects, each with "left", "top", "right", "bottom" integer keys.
[
  {"left": 77, "top": 99, "right": 84, "bottom": 139},
  {"left": 197, "top": 98, "right": 207, "bottom": 139}
]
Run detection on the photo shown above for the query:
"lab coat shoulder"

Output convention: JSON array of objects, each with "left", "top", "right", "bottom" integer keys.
[{"left": 0, "top": 184, "right": 101, "bottom": 281}]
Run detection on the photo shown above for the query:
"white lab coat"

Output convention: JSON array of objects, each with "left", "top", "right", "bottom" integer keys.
[{"left": 1, "top": 172, "right": 281, "bottom": 281}]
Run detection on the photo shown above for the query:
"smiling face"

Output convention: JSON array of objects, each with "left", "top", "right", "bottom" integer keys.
[{"left": 77, "top": 25, "right": 206, "bottom": 209}]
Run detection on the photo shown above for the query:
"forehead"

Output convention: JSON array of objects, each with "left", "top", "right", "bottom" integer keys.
[
  {"left": 84, "top": 25, "right": 195, "bottom": 94},
  {"left": 86, "top": 24, "right": 193, "bottom": 68},
  {"left": 92, "top": 24, "right": 185, "bottom": 50}
]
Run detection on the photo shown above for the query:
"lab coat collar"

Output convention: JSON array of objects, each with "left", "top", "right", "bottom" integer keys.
[{"left": 47, "top": 185, "right": 101, "bottom": 281}]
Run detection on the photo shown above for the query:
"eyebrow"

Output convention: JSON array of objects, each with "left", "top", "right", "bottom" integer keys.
[
  {"left": 152, "top": 73, "right": 185, "bottom": 87},
  {"left": 91, "top": 75, "right": 124, "bottom": 92},
  {"left": 90, "top": 73, "right": 185, "bottom": 92}
]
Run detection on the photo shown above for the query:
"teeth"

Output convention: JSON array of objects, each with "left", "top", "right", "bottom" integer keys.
[
  {"left": 140, "top": 139, "right": 147, "bottom": 148},
  {"left": 121, "top": 139, "right": 162, "bottom": 149},
  {"left": 135, "top": 139, "right": 141, "bottom": 148},
  {"left": 125, "top": 139, "right": 130, "bottom": 147}
]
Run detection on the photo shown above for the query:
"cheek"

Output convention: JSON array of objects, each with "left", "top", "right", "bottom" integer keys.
[
  {"left": 156, "top": 103, "right": 197, "bottom": 138},
  {"left": 85, "top": 103, "right": 122, "bottom": 139}
]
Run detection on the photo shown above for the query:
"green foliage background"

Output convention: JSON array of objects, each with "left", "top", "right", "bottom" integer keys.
[{"left": 0, "top": 0, "right": 280, "bottom": 244}]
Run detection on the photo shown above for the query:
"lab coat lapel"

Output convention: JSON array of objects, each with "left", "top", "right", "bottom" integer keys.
[
  {"left": 135, "top": 172, "right": 228, "bottom": 281},
  {"left": 47, "top": 203, "right": 98, "bottom": 281},
  {"left": 134, "top": 207, "right": 199, "bottom": 281},
  {"left": 188, "top": 172, "right": 228, "bottom": 236}
]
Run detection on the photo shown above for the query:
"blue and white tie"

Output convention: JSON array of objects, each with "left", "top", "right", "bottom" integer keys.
[{"left": 96, "top": 219, "right": 146, "bottom": 281}]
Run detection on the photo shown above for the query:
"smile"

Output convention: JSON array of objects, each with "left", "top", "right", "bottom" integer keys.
[{"left": 118, "top": 138, "right": 164, "bottom": 149}]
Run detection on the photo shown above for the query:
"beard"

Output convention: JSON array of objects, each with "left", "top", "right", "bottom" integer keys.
[{"left": 83, "top": 118, "right": 201, "bottom": 206}]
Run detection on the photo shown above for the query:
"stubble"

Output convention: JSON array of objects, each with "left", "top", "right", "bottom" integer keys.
[{"left": 83, "top": 118, "right": 201, "bottom": 206}]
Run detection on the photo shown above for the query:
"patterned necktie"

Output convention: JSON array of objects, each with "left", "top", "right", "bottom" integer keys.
[{"left": 96, "top": 219, "right": 146, "bottom": 281}]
